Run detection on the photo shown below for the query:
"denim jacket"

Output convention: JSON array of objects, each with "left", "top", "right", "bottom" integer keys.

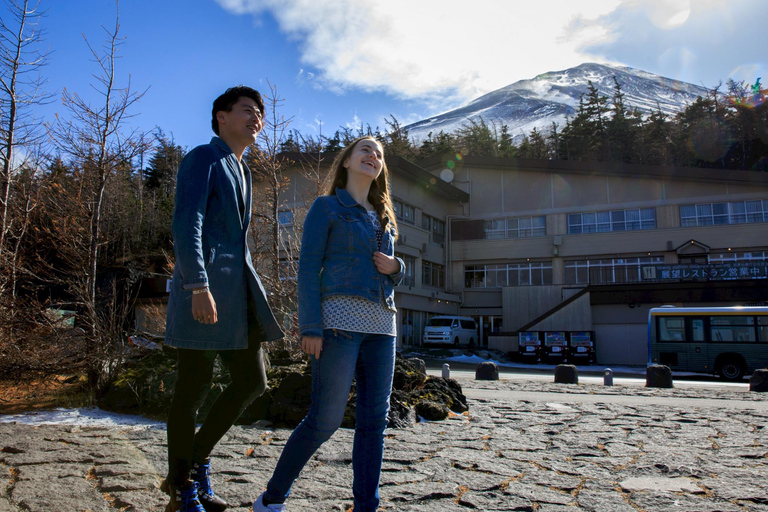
[
  {"left": 165, "top": 137, "right": 283, "bottom": 349},
  {"left": 297, "top": 188, "right": 405, "bottom": 338}
]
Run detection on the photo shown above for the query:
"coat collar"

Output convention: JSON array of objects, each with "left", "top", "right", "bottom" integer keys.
[
  {"left": 335, "top": 188, "right": 392, "bottom": 228},
  {"left": 210, "top": 136, "right": 234, "bottom": 155},
  {"left": 335, "top": 188, "right": 359, "bottom": 208}
]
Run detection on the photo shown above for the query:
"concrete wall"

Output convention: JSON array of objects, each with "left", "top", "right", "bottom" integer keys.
[{"left": 501, "top": 285, "right": 565, "bottom": 332}]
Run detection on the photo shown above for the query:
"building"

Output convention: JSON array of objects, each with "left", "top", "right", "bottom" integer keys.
[{"left": 268, "top": 152, "right": 768, "bottom": 366}]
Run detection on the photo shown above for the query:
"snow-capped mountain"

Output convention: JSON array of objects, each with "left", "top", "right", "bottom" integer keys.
[{"left": 405, "top": 63, "right": 710, "bottom": 143}]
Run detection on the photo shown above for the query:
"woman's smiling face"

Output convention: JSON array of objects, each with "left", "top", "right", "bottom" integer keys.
[{"left": 344, "top": 138, "right": 384, "bottom": 181}]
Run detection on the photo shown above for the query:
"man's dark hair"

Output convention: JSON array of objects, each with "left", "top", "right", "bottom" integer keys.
[{"left": 211, "top": 85, "right": 264, "bottom": 135}]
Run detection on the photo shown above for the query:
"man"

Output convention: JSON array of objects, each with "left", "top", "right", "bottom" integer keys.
[{"left": 162, "top": 86, "right": 283, "bottom": 512}]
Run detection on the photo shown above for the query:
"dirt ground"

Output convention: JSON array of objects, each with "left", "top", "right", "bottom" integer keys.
[{"left": 0, "top": 374, "right": 88, "bottom": 414}]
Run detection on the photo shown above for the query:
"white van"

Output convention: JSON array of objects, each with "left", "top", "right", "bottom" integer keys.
[{"left": 423, "top": 316, "right": 477, "bottom": 347}]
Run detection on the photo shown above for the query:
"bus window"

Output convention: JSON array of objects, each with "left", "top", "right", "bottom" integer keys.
[
  {"left": 759, "top": 317, "right": 768, "bottom": 342},
  {"left": 659, "top": 317, "right": 685, "bottom": 341},
  {"left": 691, "top": 318, "right": 705, "bottom": 341},
  {"left": 710, "top": 316, "right": 755, "bottom": 343}
]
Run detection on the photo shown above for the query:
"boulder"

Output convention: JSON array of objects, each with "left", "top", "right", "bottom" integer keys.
[
  {"left": 749, "top": 369, "right": 768, "bottom": 392},
  {"left": 475, "top": 362, "right": 499, "bottom": 380},
  {"left": 415, "top": 400, "right": 450, "bottom": 421},
  {"left": 392, "top": 354, "right": 428, "bottom": 392},
  {"left": 554, "top": 364, "right": 579, "bottom": 384},
  {"left": 100, "top": 346, "right": 467, "bottom": 429},
  {"left": 422, "top": 377, "right": 468, "bottom": 412},
  {"left": 646, "top": 364, "right": 674, "bottom": 388}
]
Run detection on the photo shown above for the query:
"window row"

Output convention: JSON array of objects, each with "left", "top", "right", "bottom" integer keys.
[
  {"left": 393, "top": 198, "right": 415, "bottom": 224},
  {"left": 709, "top": 251, "right": 768, "bottom": 263},
  {"left": 680, "top": 200, "right": 768, "bottom": 227},
  {"left": 568, "top": 208, "right": 656, "bottom": 234},
  {"left": 422, "top": 261, "right": 445, "bottom": 288},
  {"left": 465, "top": 262, "right": 553, "bottom": 288},
  {"left": 484, "top": 216, "right": 546, "bottom": 239},
  {"left": 565, "top": 256, "right": 664, "bottom": 285},
  {"left": 658, "top": 315, "right": 768, "bottom": 343},
  {"left": 422, "top": 214, "right": 446, "bottom": 244}
]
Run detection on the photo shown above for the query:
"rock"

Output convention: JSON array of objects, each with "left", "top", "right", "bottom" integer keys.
[
  {"left": 475, "top": 362, "right": 499, "bottom": 380},
  {"left": 646, "top": 364, "right": 673, "bottom": 388},
  {"left": 554, "top": 364, "right": 579, "bottom": 384},
  {"left": 388, "top": 389, "right": 417, "bottom": 428},
  {"left": 99, "top": 347, "right": 466, "bottom": 429},
  {"left": 415, "top": 400, "right": 450, "bottom": 421},
  {"left": 409, "top": 357, "right": 427, "bottom": 376},
  {"left": 268, "top": 371, "right": 314, "bottom": 426},
  {"left": 393, "top": 353, "right": 428, "bottom": 392},
  {"left": 422, "top": 377, "right": 468, "bottom": 412},
  {"left": 749, "top": 369, "right": 768, "bottom": 392}
]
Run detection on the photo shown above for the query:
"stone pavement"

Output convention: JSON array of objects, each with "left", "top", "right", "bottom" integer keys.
[{"left": 1, "top": 378, "right": 767, "bottom": 511}]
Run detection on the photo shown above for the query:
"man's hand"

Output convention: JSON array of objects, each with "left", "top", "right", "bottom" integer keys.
[
  {"left": 191, "top": 290, "right": 217, "bottom": 324},
  {"left": 301, "top": 336, "right": 323, "bottom": 359},
  {"left": 373, "top": 251, "right": 400, "bottom": 275}
]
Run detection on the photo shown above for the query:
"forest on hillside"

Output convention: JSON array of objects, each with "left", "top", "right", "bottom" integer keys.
[{"left": 1, "top": 0, "right": 766, "bottom": 397}]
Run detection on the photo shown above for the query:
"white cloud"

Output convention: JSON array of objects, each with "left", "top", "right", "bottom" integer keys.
[
  {"left": 215, "top": 0, "right": 621, "bottom": 103},
  {"left": 216, "top": 0, "right": 764, "bottom": 105}
]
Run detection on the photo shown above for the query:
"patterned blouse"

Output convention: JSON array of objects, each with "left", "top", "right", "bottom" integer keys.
[{"left": 321, "top": 211, "right": 397, "bottom": 336}]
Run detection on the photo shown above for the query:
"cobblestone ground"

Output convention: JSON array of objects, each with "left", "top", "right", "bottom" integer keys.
[{"left": 1, "top": 379, "right": 767, "bottom": 511}]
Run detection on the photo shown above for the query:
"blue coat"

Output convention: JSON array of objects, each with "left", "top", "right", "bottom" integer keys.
[
  {"left": 297, "top": 188, "right": 405, "bottom": 339},
  {"left": 165, "top": 137, "right": 283, "bottom": 349}
]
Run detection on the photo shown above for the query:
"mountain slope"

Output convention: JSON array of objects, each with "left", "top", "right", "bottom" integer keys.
[{"left": 406, "top": 63, "right": 710, "bottom": 142}]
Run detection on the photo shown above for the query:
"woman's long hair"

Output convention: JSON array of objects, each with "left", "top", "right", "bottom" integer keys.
[{"left": 325, "top": 136, "right": 398, "bottom": 239}]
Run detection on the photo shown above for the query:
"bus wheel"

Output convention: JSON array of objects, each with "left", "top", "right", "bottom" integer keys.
[{"left": 717, "top": 357, "right": 745, "bottom": 381}]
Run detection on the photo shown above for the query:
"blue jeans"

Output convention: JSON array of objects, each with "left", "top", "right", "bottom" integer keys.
[{"left": 264, "top": 329, "right": 396, "bottom": 511}]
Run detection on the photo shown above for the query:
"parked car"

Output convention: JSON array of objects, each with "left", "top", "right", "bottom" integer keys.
[{"left": 423, "top": 316, "right": 477, "bottom": 347}]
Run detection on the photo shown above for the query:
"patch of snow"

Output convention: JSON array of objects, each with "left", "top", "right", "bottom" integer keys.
[{"left": 0, "top": 407, "right": 165, "bottom": 430}]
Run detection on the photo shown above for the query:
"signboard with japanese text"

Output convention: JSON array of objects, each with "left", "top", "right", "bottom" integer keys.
[{"left": 641, "top": 263, "right": 768, "bottom": 282}]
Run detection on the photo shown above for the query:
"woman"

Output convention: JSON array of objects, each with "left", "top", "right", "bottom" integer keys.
[{"left": 254, "top": 136, "right": 405, "bottom": 512}]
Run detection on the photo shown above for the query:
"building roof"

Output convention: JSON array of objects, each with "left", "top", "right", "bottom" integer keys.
[
  {"left": 417, "top": 155, "right": 768, "bottom": 186},
  {"left": 277, "top": 151, "right": 470, "bottom": 203}
]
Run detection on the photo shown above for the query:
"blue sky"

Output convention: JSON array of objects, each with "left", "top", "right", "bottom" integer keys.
[{"left": 14, "top": 0, "right": 768, "bottom": 152}]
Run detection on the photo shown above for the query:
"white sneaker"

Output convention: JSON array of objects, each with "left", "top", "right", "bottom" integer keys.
[{"left": 253, "top": 492, "right": 286, "bottom": 512}]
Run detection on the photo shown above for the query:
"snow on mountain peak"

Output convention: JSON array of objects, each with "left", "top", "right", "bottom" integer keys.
[{"left": 405, "top": 63, "right": 709, "bottom": 143}]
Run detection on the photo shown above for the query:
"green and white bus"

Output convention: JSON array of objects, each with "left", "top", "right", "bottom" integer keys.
[{"left": 648, "top": 306, "right": 768, "bottom": 381}]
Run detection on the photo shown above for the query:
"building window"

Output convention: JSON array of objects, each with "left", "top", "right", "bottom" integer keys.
[
  {"left": 395, "top": 252, "right": 416, "bottom": 287},
  {"left": 422, "top": 214, "right": 446, "bottom": 244},
  {"left": 710, "top": 251, "right": 768, "bottom": 263},
  {"left": 484, "top": 216, "right": 546, "bottom": 239},
  {"left": 568, "top": 208, "right": 656, "bottom": 234},
  {"left": 278, "top": 209, "right": 294, "bottom": 227},
  {"left": 393, "top": 198, "right": 415, "bottom": 224},
  {"left": 680, "top": 200, "right": 768, "bottom": 227},
  {"left": 464, "top": 261, "right": 553, "bottom": 288},
  {"left": 422, "top": 260, "right": 444, "bottom": 288},
  {"left": 565, "top": 256, "right": 664, "bottom": 284}
]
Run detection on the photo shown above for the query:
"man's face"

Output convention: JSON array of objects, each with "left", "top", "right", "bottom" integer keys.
[{"left": 217, "top": 96, "right": 263, "bottom": 146}]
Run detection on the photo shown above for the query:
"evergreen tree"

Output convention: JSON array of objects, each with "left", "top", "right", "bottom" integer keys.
[{"left": 417, "top": 131, "right": 457, "bottom": 159}]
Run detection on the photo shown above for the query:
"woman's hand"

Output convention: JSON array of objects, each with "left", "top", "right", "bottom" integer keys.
[
  {"left": 191, "top": 290, "right": 218, "bottom": 324},
  {"left": 373, "top": 251, "right": 401, "bottom": 275},
  {"left": 301, "top": 336, "right": 323, "bottom": 359}
]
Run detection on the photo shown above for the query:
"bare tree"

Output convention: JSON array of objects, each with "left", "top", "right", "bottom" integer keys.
[
  {"left": 0, "top": 0, "right": 53, "bottom": 302},
  {"left": 48, "top": 0, "right": 149, "bottom": 388},
  {"left": 246, "top": 82, "right": 327, "bottom": 347}
]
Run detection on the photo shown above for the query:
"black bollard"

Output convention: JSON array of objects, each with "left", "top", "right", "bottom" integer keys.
[
  {"left": 646, "top": 364, "right": 673, "bottom": 388},
  {"left": 554, "top": 364, "right": 579, "bottom": 384},
  {"left": 475, "top": 361, "right": 499, "bottom": 380},
  {"left": 749, "top": 369, "right": 768, "bottom": 392}
]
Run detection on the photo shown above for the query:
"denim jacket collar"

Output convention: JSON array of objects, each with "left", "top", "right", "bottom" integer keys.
[
  {"left": 210, "top": 136, "right": 234, "bottom": 155},
  {"left": 335, "top": 188, "right": 393, "bottom": 228},
  {"left": 335, "top": 188, "right": 360, "bottom": 208}
]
